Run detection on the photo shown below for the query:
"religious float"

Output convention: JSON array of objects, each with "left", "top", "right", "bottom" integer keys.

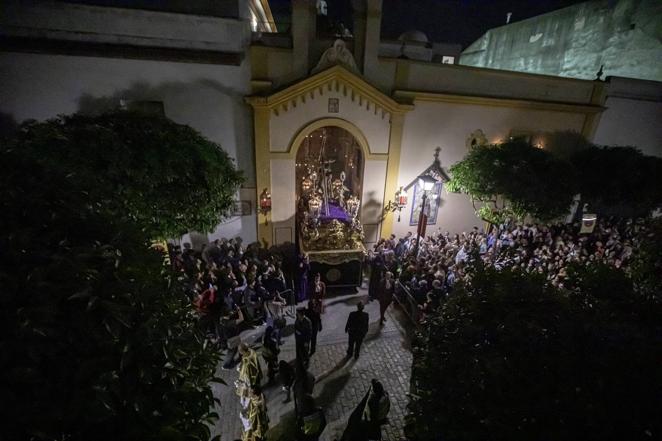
[{"left": 296, "top": 127, "right": 365, "bottom": 287}]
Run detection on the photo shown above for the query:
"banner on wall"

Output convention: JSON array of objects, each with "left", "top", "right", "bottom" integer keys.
[
  {"left": 417, "top": 212, "right": 428, "bottom": 237},
  {"left": 409, "top": 182, "right": 442, "bottom": 226}
]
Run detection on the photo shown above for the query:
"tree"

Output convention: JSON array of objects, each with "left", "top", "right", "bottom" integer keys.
[
  {"left": 446, "top": 140, "right": 577, "bottom": 224},
  {"left": 406, "top": 261, "right": 661, "bottom": 441},
  {"left": 11, "top": 112, "right": 243, "bottom": 238},
  {"left": 629, "top": 219, "right": 662, "bottom": 303},
  {"left": 571, "top": 146, "right": 662, "bottom": 218},
  {"left": 0, "top": 113, "right": 236, "bottom": 440}
]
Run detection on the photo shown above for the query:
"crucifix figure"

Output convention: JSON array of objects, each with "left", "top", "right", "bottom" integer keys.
[
  {"left": 434, "top": 146, "right": 442, "bottom": 163},
  {"left": 318, "top": 130, "right": 333, "bottom": 216}
]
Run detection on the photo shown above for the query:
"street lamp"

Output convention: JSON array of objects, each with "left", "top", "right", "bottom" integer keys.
[{"left": 414, "top": 175, "right": 436, "bottom": 257}]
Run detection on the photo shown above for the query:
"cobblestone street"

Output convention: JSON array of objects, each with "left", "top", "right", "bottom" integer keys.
[{"left": 212, "top": 286, "right": 413, "bottom": 440}]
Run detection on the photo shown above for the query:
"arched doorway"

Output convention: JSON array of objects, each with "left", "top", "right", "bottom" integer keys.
[
  {"left": 294, "top": 125, "right": 366, "bottom": 286},
  {"left": 295, "top": 126, "right": 364, "bottom": 214}
]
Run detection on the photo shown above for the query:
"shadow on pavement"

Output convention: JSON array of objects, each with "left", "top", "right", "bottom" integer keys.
[
  {"left": 316, "top": 355, "right": 352, "bottom": 383},
  {"left": 363, "top": 320, "right": 383, "bottom": 343},
  {"left": 317, "top": 370, "right": 352, "bottom": 408},
  {"left": 323, "top": 293, "right": 367, "bottom": 308},
  {"left": 280, "top": 324, "right": 295, "bottom": 338},
  {"left": 265, "top": 409, "right": 297, "bottom": 441},
  {"left": 266, "top": 370, "right": 353, "bottom": 441}
]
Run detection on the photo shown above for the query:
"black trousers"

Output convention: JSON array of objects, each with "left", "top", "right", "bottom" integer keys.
[
  {"left": 296, "top": 341, "right": 310, "bottom": 367},
  {"left": 347, "top": 333, "right": 365, "bottom": 357},
  {"left": 310, "top": 329, "right": 318, "bottom": 354}
]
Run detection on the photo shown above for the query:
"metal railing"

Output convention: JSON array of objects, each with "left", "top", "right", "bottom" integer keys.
[{"left": 394, "top": 280, "right": 422, "bottom": 327}]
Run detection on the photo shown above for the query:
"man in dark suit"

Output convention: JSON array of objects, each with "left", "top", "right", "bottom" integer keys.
[
  {"left": 305, "top": 299, "right": 323, "bottom": 356},
  {"left": 295, "top": 307, "right": 312, "bottom": 368},
  {"left": 345, "top": 301, "right": 369, "bottom": 359}
]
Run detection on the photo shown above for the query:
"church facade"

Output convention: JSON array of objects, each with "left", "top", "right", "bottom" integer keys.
[{"left": 1, "top": 0, "right": 661, "bottom": 251}]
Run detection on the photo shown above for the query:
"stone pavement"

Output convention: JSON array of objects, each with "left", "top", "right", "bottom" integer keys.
[{"left": 211, "top": 285, "right": 413, "bottom": 440}]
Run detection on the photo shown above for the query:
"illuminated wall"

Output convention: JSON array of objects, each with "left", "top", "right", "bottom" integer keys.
[{"left": 460, "top": 0, "right": 662, "bottom": 83}]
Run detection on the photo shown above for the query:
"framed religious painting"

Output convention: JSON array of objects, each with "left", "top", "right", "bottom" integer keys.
[
  {"left": 328, "top": 98, "right": 339, "bottom": 113},
  {"left": 231, "top": 200, "right": 251, "bottom": 216},
  {"left": 409, "top": 182, "right": 442, "bottom": 226}
]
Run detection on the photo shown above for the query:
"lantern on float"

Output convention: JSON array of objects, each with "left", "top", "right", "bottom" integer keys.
[
  {"left": 301, "top": 176, "right": 313, "bottom": 195},
  {"left": 308, "top": 195, "right": 322, "bottom": 222},
  {"left": 346, "top": 195, "right": 360, "bottom": 220},
  {"left": 259, "top": 188, "right": 272, "bottom": 225}
]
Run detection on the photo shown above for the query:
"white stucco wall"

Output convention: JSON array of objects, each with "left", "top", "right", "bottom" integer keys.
[
  {"left": 0, "top": 52, "right": 256, "bottom": 244},
  {"left": 593, "top": 96, "right": 662, "bottom": 158},
  {"left": 393, "top": 101, "right": 586, "bottom": 236},
  {"left": 361, "top": 159, "right": 388, "bottom": 247},
  {"left": 1, "top": 0, "right": 249, "bottom": 53},
  {"left": 270, "top": 159, "right": 297, "bottom": 245},
  {"left": 269, "top": 87, "right": 392, "bottom": 153}
]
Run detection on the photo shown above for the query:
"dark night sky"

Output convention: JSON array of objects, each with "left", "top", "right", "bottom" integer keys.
[{"left": 270, "top": 0, "right": 589, "bottom": 48}]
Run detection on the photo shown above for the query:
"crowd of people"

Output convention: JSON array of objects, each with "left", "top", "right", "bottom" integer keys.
[
  {"left": 368, "top": 218, "right": 651, "bottom": 323},
  {"left": 169, "top": 238, "right": 289, "bottom": 352},
  {"left": 166, "top": 217, "right": 649, "bottom": 439},
  {"left": 168, "top": 238, "right": 331, "bottom": 440}
]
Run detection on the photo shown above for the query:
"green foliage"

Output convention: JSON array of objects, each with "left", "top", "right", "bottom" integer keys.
[
  {"left": 447, "top": 139, "right": 662, "bottom": 222},
  {"left": 0, "top": 117, "right": 224, "bottom": 440},
  {"left": 542, "top": 130, "right": 592, "bottom": 160},
  {"left": 629, "top": 219, "right": 662, "bottom": 303},
  {"left": 407, "top": 264, "right": 662, "bottom": 441},
  {"left": 447, "top": 141, "right": 577, "bottom": 222},
  {"left": 572, "top": 146, "right": 662, "bottom": 218},
  {"left": 10, "top": 112, "right": 243, "bottom": 238}
]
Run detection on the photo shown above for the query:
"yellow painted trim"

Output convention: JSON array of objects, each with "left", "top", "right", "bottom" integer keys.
[
  {"left": 253, "top": 107, "right": 273, "bottom": 246},
  {"left": 380, "top": 113, "right": 405, "bottom": 239},
  {"left": 258, "top": 0, "right": 277, "bottom": 32},
  {"left": 394, "top": 60, "right": 410, "bottom": 89},
  {"left": 251, "top": 80, "right": 272, "bottom": 94},
  {"left": 284, "top": 117, "right": 388, "bottom": 161},
  {"left": 246, "top": 65, "right": 413, "bottom": 115},
  {"left": 250, "top": 46, "right": 270, "bottom": 81},
  {"left": 394, "top": 90, "right": 605, "bottom": 114}
]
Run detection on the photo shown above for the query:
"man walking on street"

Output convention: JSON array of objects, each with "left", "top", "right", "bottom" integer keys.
[
  {"left": 345, "top": 301, "right": 369, "bottom": 359},
  {"left": 295, "top": 307, "right": 312, "bottom": 368}
]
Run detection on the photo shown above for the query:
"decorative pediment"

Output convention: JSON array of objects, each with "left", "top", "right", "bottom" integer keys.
[
  {"left": 246, "top": 65, "right": 413, "bottom": 118},
  {"left": 311, "top": 39, "right": 359, "bottom": 75}
]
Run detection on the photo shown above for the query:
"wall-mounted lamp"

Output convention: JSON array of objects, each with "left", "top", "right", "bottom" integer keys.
[
  {"left": 384, "top": 186, "right": 408, "bottom": 222},
  {"left": 259, "top": 188, "right": 272, "bottom": 225}
]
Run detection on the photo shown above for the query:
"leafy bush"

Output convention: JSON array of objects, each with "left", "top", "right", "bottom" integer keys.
[
  {"left": 0, "top": 113, "right": 233, "bottom": 440},
  {"left": 628, "top": 219, "right": 662, "bottom": 303},
  {"left": 11, "top": 112, "right": 243, "bottom": 238},
  {"left": 447, "top": 139, "right": 662, "bottom": 223},
  {"left": 572, "top": 146, "right": 662, "bottom": 218},
  {"left": 447, "top": 141, "right": 577, "bottom": 223},
  {"left": 407, "top": 263, "right": 662, "bottom": 441}
]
